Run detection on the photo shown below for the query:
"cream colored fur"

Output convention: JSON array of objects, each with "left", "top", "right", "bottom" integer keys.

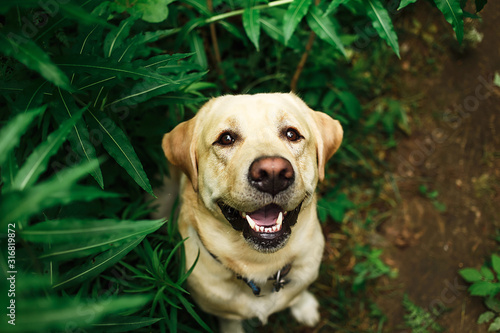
[{"left": 161, "top": 93, "right": 343, "bottom": 332}]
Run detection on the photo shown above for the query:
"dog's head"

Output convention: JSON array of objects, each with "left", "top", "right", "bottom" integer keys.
[{"left": 163, "top": 93, "right": 342, "bottom": 253}]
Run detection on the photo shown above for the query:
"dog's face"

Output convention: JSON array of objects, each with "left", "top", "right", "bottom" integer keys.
[{"left": 163, "top": 93, "right": 342, "bottom": 253}]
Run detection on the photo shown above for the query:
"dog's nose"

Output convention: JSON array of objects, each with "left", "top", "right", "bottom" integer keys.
[{"left": 248, "top": 156, "right": 294, "bottom": 195}]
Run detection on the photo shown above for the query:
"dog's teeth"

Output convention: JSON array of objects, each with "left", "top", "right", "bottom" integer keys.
[
  {"left": 241, "top": 212, "right": 246, "bottom": 218},
  {"left": 246, "top": 213, "right": 285, "bottom": 233},
  {"left": 246, "top": 215, "right": 256, "bottom": 229}
]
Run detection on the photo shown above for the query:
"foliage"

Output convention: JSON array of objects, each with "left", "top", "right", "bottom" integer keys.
[
  {"left": 402, "top": 294, "right": 444, "bottom": 333},
  {"left": 352, "top": 245, "right": 398, "bottom": 292},
  {"left": 0, "top": 0, "right": 490, "bottom": 332},
  {"left": 459, "top": 254, "right": 500, "bottom": 332},
  {"left": 418, "top": 185, "right": 447, "bottom": 212},
  {"left": 0, "top": 110, "right": 165, "bottom": 332}
]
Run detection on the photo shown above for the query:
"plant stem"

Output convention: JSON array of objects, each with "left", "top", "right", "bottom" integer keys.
[
  {"left": 158, "top": 0, "right": 293, "bottom": 40},
  {"left": 204, "top": 0, "right": 293, "bottom": 24}
]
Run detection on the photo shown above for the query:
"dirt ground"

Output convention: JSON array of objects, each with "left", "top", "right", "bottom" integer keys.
[{"left": 375, "top": 1, "right": 500, "bottom": 332}]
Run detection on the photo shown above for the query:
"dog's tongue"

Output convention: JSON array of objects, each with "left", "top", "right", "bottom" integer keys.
[{"left": 248, "top": 205, "right": 282, "bottom": 226}]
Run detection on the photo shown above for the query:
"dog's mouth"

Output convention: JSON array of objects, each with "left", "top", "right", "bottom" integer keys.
[{"left": 217, "top": 201, "right": 302, "bottom": 253}]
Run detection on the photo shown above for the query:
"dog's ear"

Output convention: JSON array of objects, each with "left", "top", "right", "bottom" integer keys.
[
  {"left": 162, "top": 118, "right": 198, "bottom": 191},
  {"left": 311, "top": 111, "right": 343, "bottom": 182}
]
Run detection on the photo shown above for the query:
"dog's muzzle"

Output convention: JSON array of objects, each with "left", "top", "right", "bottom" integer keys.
[{"left": 217, "top": 202, "right": 302, "bottom": 253}]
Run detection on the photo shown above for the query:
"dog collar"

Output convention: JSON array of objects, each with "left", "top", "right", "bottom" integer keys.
[
  {"left": 202, "top": 242, "right": 292, "bottom": 296},
  {"left": 236, "top": 263, "right": 291, "bottom": 296}
]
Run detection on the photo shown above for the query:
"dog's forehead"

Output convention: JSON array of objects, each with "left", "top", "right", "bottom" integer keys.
[{"left": 200, "top": 94, "right": 310, "bottom": 132}]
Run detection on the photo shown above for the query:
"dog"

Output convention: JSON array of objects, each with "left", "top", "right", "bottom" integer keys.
[{"left": 161, "top": 93, "right": 343, "bottom": 332}]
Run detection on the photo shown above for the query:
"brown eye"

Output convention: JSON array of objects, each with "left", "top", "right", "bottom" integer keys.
[
  {"left": 216, "top": 132, "right": 236, "bottom": 146},
  {"left": 285, "top": 128, "right": 301, "bottom": 142}
]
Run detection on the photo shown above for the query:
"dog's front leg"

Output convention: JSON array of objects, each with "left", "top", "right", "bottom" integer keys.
[
  {"left": 289, "top": 290, "right": 320, "bottom": 327},
  {"left": 219, "top": 317, "right": 244, "bottom": 333}
]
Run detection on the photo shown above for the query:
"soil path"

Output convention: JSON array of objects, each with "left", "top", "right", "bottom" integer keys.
[{"left": 377, "top": 2, "right": 500, "bottom": 332}]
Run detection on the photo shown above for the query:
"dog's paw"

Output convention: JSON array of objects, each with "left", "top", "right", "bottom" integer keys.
[
  {"left": 290, "top": 291, "right": 320, "bottom": 327},
  {"left": 219, "top": 318, "right": 244, "bottom": 333}
]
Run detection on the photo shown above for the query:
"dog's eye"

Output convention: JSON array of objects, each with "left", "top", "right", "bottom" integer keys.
[
  {"left": 285, "top": 128, "right": 301, "bottom": 142},
  {"left": 216, "top": 132, "right": 236, "bottom": 146}
]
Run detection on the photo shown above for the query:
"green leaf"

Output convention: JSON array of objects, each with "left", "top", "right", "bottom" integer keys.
[
  {"left": 243, "top": 3, "right": 261, "bottom": 51},
  {"left": 189, "top": 31, "right": 208, "bottom": 69},
  {"left": 337, "top": 91, "right": 362, "bottom": 120},
  {"left": 175, "top": 17, "right": 205, "bottom": 50},
  {"left": 489, "top": 317, "right": 500, "bottom": 332},
  {"left": 1, "top": 151, "right": 18, "bottom": 188},
  {"left": 0, "top": 106, "right": 45, "bottom": 166},
  {"left": 182, "top": 0, "right": 211, "bottom": 16},
  {"left": 486, "top": 297, "right": 500, "bottom": 312},
  {"left": 104, "top": 16, "right": 135, "bottom": 59},
  {"left": 493, "top": 72, "right": 500, "bottom": 88},
  {"left": 22, "top": 219, "right": 166, "bottom": 260},
  {"left": 86, "top": 110, "right": 154, "bottom": 196},
  {"left": 432, "top": 201, "right": 447, "bottom": 212},
  {"left": 116, "top": 29, "right": 177, "bottom": 63},
  {"left": 106, "top": 71, "right": 205, "bottom": 107},
  {"left": 317, "top": 202, "right": 328, "bottom": 222},
  {"left": 398, "top": 0, "right": 418, "bottom": 10},
  {"left": 434, "top": 0, "right": 464, "bottom": 43},
  {"left": 0, "top": 160, "right": 113, "bottom": 227},
  {"left": 11, "top": 107, "right": 85, "bottom": 191},
  {"left": 14, "top": 295, "right": 152, "bottom": 333},
  {"left": 92, "top": 316, "right": 162, "bottom": 333},
  {"left": 261, "top": 17, "right": 301, "bottom": 50},
  {"left": 306, "top": 6, "right": 346, "bottom": 57},
  {"left": 492, "top": 254, "right": 500, "bottom": 276},
  {"left": 459, "top": 268, "right": 484, "bottom": 282},
  {"left": 219, "top": 21, "right": 246, "bottom": 41},
  {"left": 178, "top": 295, "right": 214, "bottom": 333},
  {"left": 479, "top": 311, "right": 496, "bottom": 324},
  {"left": 23, "top": 220, "right": 164, "bottom": 243},
  {"left": 60, "top": 3, "right": 112, "bottom": 27},
  {"left": 468, "top": 281, "right": 500, "bottom": 297},
  {"left": 56, "top": 56, "right": 175, "bottom": 83},
  {"left": 427, "top": 190, "right": 439, "bottom": 199},
  {"left": 0, "top": 1, "right": 38, "bottom": 13},
  {"left": 324, "top": 0, "right": 348, "bottom": 16},
  {"left": 136, "top": 53, "right": 195, "bottom": 70},
  {"left": 363, "top": 0, "right": 400, "bottom": 57},
  {"left": 54, "top": 88, "right": 104, "bottom": 188},
  {"left": 0, "top": 33, "right": 72, "bottom": 90},
  {"left": 482, "top": 266, "right": 496, "bottom": 282},
  {"left": 283, "top": 0, "right": 312, "bottom": 45},
  {"left": 54, "top": 236, "right": 145, "bottom": 289},
  {"left": 13, "top": 80, "right": 48, "bottom": 112},
  {"left": 138, "top": 0, "right": 170, "bottom": 23}
]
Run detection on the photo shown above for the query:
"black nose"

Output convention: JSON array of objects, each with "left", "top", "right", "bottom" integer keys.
[{"left": 248, "top": 156, "right": 294, "bottom": 195}]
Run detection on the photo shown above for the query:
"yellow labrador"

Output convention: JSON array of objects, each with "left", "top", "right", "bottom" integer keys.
[{"left": 162, "top": 93, "right": 342, "bottom": 332}]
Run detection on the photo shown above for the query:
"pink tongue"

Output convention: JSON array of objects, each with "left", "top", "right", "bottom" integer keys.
[{"left": 249, "top": 205, "right": 282, "bottom": 226}]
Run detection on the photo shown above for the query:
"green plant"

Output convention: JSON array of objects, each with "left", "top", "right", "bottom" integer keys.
[
  {"left": 419, "top": 184, "right": 447, "bottom": 212},
  {"left": 459, "top": 254, "right": 500, "bottom": 332},
  {"left": 352, "top": 245, "right": 398, "bottom": 292},
  {"left": 402, "top": 294, "right": 443, "bottom": 333},
  {"left": 0, "top": 109, "right": 166, "bottom": 332}
]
